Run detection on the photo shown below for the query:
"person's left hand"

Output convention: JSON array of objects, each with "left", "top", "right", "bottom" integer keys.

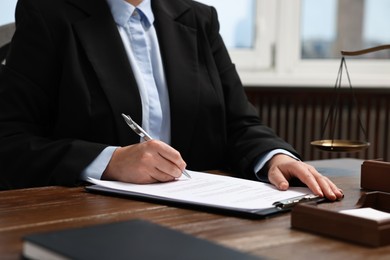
[{"left": 266, "top": 154, "right": 344, "bottom": 201}]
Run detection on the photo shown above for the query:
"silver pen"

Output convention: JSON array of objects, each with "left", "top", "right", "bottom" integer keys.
[{"left": 121, "top": 113, "right": 191, "bottom": 179}]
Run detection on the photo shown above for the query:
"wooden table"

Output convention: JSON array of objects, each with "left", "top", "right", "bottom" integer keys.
[{"left": 1, "top": 158, "right": 389, "bottom": 259}]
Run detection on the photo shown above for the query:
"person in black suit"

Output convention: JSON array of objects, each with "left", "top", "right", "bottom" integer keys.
[{"left": 0, "top": 0, "right": 343, "bottom": 200}]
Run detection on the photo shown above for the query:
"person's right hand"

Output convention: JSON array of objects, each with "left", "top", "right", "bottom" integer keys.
[{"left": 101, "top": 140, "right": 187, "bottom": 184}]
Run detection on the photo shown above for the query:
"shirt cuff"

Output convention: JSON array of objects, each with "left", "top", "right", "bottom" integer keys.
[
  {"left": 81, "top": 146, "right": 118, "bottom": 181},
  {"left": 253, "top": 149, "right": 299, "bottom": 181}
]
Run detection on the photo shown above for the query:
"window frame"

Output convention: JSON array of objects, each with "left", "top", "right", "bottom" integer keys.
[
  {"left": 228, "top": 1, "right": 276, "bottom": 71},
  {"left": 233, "top": 0, "right": 390, "bottom": 88}
]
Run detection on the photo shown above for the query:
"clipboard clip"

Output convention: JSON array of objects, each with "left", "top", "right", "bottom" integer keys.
[{"left": 273, "top": 194, "right": 325, "bottom": 209}]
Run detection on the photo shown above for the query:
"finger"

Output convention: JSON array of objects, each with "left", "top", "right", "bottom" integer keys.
[
  {"left": 323, "top": 175, "right": 344, "bottom": 200},
  {"left": 153, "top": 154, "right": 183, "bottom": 179},
  {"left": 307, "top": 167, "right": 342, "bottom": 200},
  {"left": 126, "top": 162, "right": 176, "bottom": 184},
  {"left": 310, "top": 171, "right": 335, "bottom": 200},
  {"left": 149, "top": 167, "right": 177, "bottom": 182},
  {"left": 140, "top": 141, "right": 183, "bottom": 179},
  {"left": 318, "top": 171, "right": 343, "bottom": 198},
  {"left": 268, "top": 166, "right": 290, "bottom": 190},
  {"left": 149, "top": 140, "right": 187, "bottom": 172},
  {"left": 296, "top": 166, "right": 325, "bottom": 197}
]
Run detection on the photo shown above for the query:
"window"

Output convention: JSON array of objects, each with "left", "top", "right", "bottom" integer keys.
[
  {"left": 3, "top": 0, "right": 390, "bottom": 87},
  {"left": 0, "top": 0, "right": 17, "bottom": 26},
  {"left": 197, "top": 0, "right": 274, "bottom": 71},
  {"left": 196, "top": 0, "right": 255, "bottom": 49},
  {"left": 198, "top": 0, "right": 390, "bottom": 87},
  {"left": 301, "top": 0, "right": 390, "bottom": 59}
]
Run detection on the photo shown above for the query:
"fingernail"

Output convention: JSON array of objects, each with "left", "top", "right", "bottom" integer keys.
[
  {"left": 327, "top": 190, "right": 336, "bottom": 200},
  {"left": 278, "top": 181, "right": 288, "bottom": 190},
  {"left": 339, "top": 189, "right": 345, "bottom": 199}
]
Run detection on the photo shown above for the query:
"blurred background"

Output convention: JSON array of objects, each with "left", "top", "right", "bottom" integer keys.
[{"left": 1, "top": 0, "right": 390, "bottom": 161}]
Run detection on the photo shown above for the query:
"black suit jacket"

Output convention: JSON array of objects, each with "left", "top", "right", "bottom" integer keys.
[{"left": 0, "top": 0, "right": 298, "bottom": 189}]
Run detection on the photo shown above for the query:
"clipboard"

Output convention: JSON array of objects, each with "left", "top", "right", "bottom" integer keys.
[{"left": 86, "top": 184, "right": 327, "bottom": 218}]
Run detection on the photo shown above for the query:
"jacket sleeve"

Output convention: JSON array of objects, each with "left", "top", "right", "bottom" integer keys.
[{"left": 200, "top": 6, "right": 300, "bottom": 179}]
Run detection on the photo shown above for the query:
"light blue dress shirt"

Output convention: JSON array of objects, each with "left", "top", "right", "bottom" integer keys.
[
  {"left": 83, "top": 0, "right": 170, "bottom": 180},
  {"left": 108, "top": 0, "right": 171, "bottom": 143},
  {"left": 82, "top": 0, "right": 297, "bottom": 181}
]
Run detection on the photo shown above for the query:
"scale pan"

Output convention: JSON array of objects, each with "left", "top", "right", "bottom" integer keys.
[{"left": 311, "top": 139, "right": 370, "bottom": 152}]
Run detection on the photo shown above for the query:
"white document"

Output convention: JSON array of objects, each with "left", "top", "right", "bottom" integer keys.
[
  {"left": 88, "top": 170, "right": 312, "bottom": 212},
  {"left": 339, "top": 208, "right": 390, "bottom": 222}
]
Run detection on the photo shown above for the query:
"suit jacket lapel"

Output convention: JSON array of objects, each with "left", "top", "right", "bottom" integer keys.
[
  {"left": 152, "top": 0, "right": 200, "bottom": 157},
  {"left": 66, "top": 0, "right": 142, "bottom": 144},
  {"left": 65, "top": 0, "right": 201, "bottom": 151}
]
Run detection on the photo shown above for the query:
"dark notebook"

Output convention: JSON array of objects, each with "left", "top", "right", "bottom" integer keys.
[{"left": 23, "top": 219, "right": 260, "bottom": 260}]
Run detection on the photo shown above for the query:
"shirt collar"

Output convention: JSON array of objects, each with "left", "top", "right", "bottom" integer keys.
[{"left": 106, "top": 0, "right": 154, "bottom": 28}]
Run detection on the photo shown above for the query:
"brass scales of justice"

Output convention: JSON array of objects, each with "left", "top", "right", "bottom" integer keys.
[{"left": 311, "top": 44, "right": 390, "bottom": 152}]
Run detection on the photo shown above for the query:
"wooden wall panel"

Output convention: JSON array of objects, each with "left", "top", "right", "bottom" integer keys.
[{"left": 245, "top": 87, "right": 390, "bottom": 161}]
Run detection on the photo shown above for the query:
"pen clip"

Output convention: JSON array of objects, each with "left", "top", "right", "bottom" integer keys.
[
  {"left": 121, "top": 113, "right": 153, "bottom": 141},
  {"left": 272, "top": 194, "right": 323, "bottom": 209}
]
